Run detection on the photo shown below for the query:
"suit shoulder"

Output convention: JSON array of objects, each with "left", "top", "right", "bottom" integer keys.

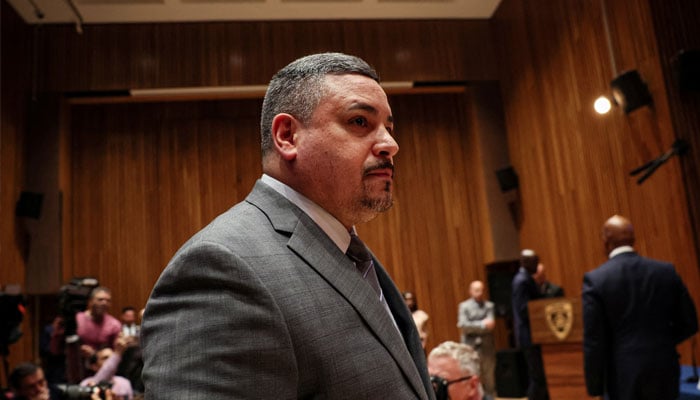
[{"left": 173, "top": 200, "right": 281, "bottom": 259}]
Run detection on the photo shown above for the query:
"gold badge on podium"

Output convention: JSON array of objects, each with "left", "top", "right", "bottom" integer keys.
[{"left": 544, "top": 301, "right": 573, "bottom": 340}]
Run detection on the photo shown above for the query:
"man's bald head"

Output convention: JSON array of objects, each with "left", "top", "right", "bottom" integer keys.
[
  {"left": 520, "top": 249, "right": 540, "bottom": 274},
  {"left": 602, "top": 215, "right": 635, "bottom": 253},
  {"left": 469, "top": 280, "right": 485, "bottom": 302}
]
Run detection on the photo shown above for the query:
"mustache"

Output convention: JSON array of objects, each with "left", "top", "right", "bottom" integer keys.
[{"left": 364, "top": 161, "right": 395, "bottom": 176}]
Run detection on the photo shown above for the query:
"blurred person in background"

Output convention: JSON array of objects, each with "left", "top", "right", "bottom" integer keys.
[
  {"left": 428, "top": 341, "right": 485, "bottom": 400},
  {"left": 457, "top": 280, "right": 495, "bottom": 398}
]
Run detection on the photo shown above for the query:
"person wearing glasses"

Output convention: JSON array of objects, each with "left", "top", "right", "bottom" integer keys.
[{"left": 428, "top": 341, "right": 486, "bottom": 400}]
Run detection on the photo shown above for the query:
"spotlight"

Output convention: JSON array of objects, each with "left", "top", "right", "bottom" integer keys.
[
  {"left": 594, "top": 96, "right": 612, "bottom": 114},
  {"left": 610, "top": 70, "right": 653, "bottom": 114}
]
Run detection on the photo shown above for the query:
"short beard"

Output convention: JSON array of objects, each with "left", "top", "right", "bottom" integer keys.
[{"left": 360, "top": 180, "right": 393, "bottom": 213}]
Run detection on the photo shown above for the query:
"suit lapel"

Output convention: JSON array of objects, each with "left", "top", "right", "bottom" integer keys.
[
  {"left": 246, "top": 181, "right": 429, "bottom": 400},
  {"left": 375, "top": 264, "right": 434, "bottom": 399}
]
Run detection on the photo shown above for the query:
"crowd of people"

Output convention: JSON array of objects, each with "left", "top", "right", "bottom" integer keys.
[
  {"left": 4, "top": 51, "right": 697, "bottom": 400},
  {"left": 5, "top": 287, "right": 144, "bottom": 400}
]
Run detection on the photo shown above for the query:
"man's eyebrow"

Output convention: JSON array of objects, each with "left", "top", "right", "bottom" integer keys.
[
  {"left": 348, "top": 102, "right": 394, "bottom": 124},
  {"left": 348, "top": 102, "right": 378, "bottom": 114}
]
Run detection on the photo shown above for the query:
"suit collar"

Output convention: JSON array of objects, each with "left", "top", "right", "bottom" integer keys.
[
  {"left": 260, "top": 174, "right": 351, "bottom": 251},
  {"left": 246, "top": 180, "right": 431, "bottom": 399},
  {"left": 609, "top": 245, "right": 635, "bottom": 259}
]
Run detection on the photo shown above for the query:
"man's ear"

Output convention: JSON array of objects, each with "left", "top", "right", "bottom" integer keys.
[{"left": 271, "top": 113, "right": 299, "bottom": 161}]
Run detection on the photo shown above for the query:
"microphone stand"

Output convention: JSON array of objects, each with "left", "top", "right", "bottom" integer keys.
[{"left": 629, "top": 139, "right": 689, "bottom": 184}]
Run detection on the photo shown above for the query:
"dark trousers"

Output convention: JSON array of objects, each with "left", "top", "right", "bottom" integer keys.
[{"left": 523, "top": 345, "right": 549, "bottom": 400}]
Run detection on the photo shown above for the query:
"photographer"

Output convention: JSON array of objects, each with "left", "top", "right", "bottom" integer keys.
[
  {"left": 51, "top": 287, "right": 121, "bottom": 382},
  {"left": 80, "top": 336, "right": 134, "bottom": 400}
]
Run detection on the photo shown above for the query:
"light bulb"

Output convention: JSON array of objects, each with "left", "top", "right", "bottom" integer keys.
[{"left": 594, "top": 96, "right": 612, "bottom": 114}]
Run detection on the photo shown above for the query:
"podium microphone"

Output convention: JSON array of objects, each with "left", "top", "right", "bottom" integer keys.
[{"left": 686, "top": 336, "right": 699, "bottom": 384}]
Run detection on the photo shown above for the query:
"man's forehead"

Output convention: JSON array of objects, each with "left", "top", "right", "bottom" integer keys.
[
  {"left": 429, "top": 355, "right": 458, "bottom": 373},
  {"left": 22, "top": 369, "right": 44, "bottom": 383}
]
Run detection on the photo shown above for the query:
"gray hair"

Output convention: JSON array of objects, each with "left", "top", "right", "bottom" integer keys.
[
  {"left": 260, "top": 52, "right": 380, "bottom": 157},
  {"left": 429, "top": 341, "right": 481, "bottom": 376}
]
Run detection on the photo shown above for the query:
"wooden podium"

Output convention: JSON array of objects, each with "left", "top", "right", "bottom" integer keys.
[{"left": 528, "top": 297, "right": 597, "bottom": 399}]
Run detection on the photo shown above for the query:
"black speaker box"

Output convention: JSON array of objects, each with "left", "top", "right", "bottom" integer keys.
[
  {"left": 486, "top": 260, "right": 519, "bottom": 318},
  {"left": 496, "top": 166, "right": 519, "bottom": 192},
  {"left": 15, "top": 191, "right": 43, "bottom": 219},
  {"left": 495, "top": 349, "right": 529, "bottom": 398},
  {"left": 676, "top": 49, "right": 700, "bottom": 91}
]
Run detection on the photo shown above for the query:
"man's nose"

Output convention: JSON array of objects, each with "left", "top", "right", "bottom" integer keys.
[{"left": 375, "top": 128, "right": 399, "bottom": 158}]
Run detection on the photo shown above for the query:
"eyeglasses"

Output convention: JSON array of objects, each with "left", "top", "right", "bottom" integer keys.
[{"left": 430, "top": 375, "right": 473, "bottom": 400}]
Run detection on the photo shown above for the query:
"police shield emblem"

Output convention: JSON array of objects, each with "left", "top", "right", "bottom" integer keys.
[{"left": 544, "top": 301, "right": 573, "bottom": 340}]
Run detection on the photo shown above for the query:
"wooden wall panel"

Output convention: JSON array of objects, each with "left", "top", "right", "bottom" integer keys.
[
  {"left": 492, "top": 0, "right": 700, "bottom": 364},
  {"left": 342, "top": 20, "right": 497, "bottom": 82},
  {"left": 67, "top": 100, "right": 263, "bottom": 314},
  {"left": 37, "top": 20, "right": 496, "bottom": 92},
  {"left": 648, "top": 0, "right": 700, "bottom": 283},
  {"left": 0, "top": 0, "right": 36, "bottom": 379}
]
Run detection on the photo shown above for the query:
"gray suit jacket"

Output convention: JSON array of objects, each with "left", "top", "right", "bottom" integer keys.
[{"left": 142, "top": 181, "right": 434, "bottom": 399}]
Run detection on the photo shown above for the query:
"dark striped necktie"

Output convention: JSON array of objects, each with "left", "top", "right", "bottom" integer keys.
[{"left": 347, "top": 233, "right": 383, "bottom": 301}]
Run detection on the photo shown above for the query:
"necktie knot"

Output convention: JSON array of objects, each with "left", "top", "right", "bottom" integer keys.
[
  {"left": 347, "top": 233, "right": 372, "bottom": 263},
  {"left": 346, "top": 233, "right": 381, "bottom": 296}
]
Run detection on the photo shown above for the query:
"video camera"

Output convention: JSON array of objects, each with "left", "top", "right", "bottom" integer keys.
[
  {"left": 58, "top": 278, "right": 99, "bottom": 339},
  {"left": 56, "top": 381, "right": 112, "bottom": 400},
  {"left": 0, "top": 284, "right": 25, "bottom": 356}
]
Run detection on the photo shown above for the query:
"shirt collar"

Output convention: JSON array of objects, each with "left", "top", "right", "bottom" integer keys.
[
  {"left": 609, "top": 245, "right": 635, "bottom": 259},
  {"left": 261, "top": 174, "right": 352, "bottom": 252}
]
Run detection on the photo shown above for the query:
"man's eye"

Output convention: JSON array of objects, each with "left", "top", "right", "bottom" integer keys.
[{"left": 351, "top": 117, "right": 368, "bottom": 127}]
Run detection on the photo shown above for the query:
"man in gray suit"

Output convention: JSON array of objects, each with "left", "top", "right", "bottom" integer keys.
[
  {"left": 141, "top": 52, "right": 435, "bottom": 399},
  {"left": 457, "top": 280, "right": 495, "bottom": 398}
]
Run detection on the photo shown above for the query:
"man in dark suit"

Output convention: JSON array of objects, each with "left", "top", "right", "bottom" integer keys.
[
  {"left": 583, "top": 215, "right": 698, "bottom": 400},
  {"left": 511, "top": 249, "right": 549, "bottom": 400},
  {"left": 141, "top": 53, "right": 434, "bottom": 399}
]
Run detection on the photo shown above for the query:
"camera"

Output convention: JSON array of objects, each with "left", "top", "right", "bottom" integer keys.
[
  {"left": 55, "top": 381, "right": 112, "bottom": 400},
  {"left": 431, "top": 375, "right": 449, "bottom": 400},
  {"left": 0, "top": 285, "right": 25, "bottom": 355},
  {"left": 58, "top": 277, "right": 99, "bottom": 338}
]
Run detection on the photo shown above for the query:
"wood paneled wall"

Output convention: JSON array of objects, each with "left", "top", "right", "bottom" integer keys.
[
  {"left": 492, "top": 0, "right": 700, "bottom": 364},
  {"left": 1, "top": 1, "right": 36, "bottom": 380},
  {"left": 648, "top": 0, "right": 700, "bottom": 275},
  {"left": 37, "top": 20, "right": 496, "bottom": 92}
]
